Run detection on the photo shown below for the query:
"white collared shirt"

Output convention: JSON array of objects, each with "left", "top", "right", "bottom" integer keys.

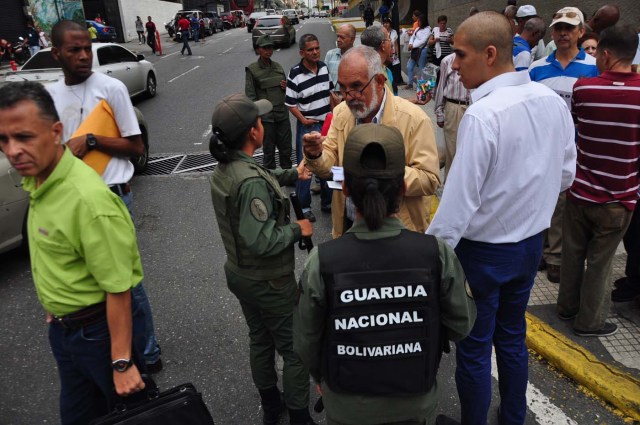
[{"left": 426, "top": 71, "right": 577, "bottom": 247}]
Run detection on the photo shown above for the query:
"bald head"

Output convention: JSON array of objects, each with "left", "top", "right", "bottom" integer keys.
[
  {"left": 522, "top": 17, "right": 546, "bottom": 47},
  {"left": 339, "top": 24, "right": 356, "bottom": 39},
  {"left": 458, "top": 11, "right": 514, "bottom": 65},
  {"left": 589, "top": 4, "right": 620, "bottom": 34}
]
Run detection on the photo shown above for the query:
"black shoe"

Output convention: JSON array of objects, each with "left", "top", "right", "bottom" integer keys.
[
  {"left": 574, "top": 322, "right": 618, "bottom": 337},
  {"left": 611, "top": 280, "right": 640, "bottom": 302},
  {"left": 259, "top": 388, "right": 284, "bottom": 425},
  {"left": 303, "top": 211, "right": 316, "bottom": 222},
  {"left": 146, "top": 358, "right": 163, "bottom": 374},
  {"left": 321, "top": 205, "right": 331, "bottom": 213},
  {"left": 558, "top": 311, "right": 577, "bottom": 321},
  {"left": 538, "top": 258, "right": 547, "bottom": 271},
  {"left": 436, "top": 415, "right": 461, "bottom": 425},
  {"left": 613, "top": 277, "right": 628, "bottom": 289},
  {"left": 289, "top": 407, "right": 316, "bottom": 425},
  {"left": 546, "top": 264, "right": 561, "bottom": 283}
]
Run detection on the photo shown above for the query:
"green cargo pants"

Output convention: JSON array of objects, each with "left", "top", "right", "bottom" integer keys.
[{"left": 226, "top": 268, "right": 309, "bottom": 409}]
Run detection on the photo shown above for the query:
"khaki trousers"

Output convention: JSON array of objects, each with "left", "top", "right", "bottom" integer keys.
[
  {"left": 543, "top": 192, "right": 566, "bottom": 266},
  {"left": 557, "top": 200, "right": 633, "bottom": 330},
  {"left": 443, "top": 101, "right": 468, "bottom": 181}
]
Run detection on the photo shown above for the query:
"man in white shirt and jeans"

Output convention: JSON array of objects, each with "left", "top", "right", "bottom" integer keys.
[{"left": 428, "top": 12, "right": 576, "bottom": 425}]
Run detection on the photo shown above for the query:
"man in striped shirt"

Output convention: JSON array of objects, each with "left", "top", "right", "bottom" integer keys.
[
  {"left": 557, "top": 25, "right": 640, "bottom": 337},
  {"left": 433, "top": 47, "right": 470, "bottom": 180},
  {"left": 528, "top": 7, "right": 598, "bottom": 283},
  {"left": 286, "top": 33, "right": 333, "bottom": 222},
  {"left": 513, "top": 17, "right": 545, "bottom": 71}
]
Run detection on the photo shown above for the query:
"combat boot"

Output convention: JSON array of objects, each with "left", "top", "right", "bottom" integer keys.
[
  {"left": 289, "top": 407, "right": 317, "bottom": 425},
  {"left": 259, "top": 387, "right": 284, "bottom": 425}
]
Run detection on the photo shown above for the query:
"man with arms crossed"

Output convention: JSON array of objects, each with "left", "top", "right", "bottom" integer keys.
[
  {"left": 0, "top": 81, "right": 146, "bottom": 425},
  {"left": 428, "top": 12, "right": 576, "bottom": 425}
]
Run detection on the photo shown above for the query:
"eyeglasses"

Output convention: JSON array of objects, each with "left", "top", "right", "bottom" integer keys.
[
  {"left": 552, "top": 11, "right": 580, "bottom": 20},
  {"left": 339, "top": 75, "right": 376, "bottom": 98}
]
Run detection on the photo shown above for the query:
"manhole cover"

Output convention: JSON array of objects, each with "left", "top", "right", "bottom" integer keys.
[{"left": 141, "top": 150, "right": 298, "bottom": 176}]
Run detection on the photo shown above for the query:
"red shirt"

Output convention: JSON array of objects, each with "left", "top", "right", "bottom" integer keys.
[
  {"left": 569, "top": 71, "right": 640, "bottom": 210},
  {"left": 177, "top": 18, "right": 190, "bottom": 31}
]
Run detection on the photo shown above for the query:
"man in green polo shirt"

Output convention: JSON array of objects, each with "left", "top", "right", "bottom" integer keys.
[{"left": 0, "top": 81, "right": 146, "bottom": 425}]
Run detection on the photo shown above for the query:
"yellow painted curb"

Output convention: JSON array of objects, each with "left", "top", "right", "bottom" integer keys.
[{"left": 526, "top": 313, "right": 640, "bottom": 421}]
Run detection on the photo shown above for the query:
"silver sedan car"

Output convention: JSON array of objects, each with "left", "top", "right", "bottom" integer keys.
[{"left": 0, "top": 153, "right": 28, "bottom": 255}]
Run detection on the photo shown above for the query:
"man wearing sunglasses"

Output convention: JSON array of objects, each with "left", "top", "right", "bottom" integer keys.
[
  {"left": 302, "top": 45, "right": 440, "bottom": 239},
  {"left": 528, "top": 7, "right": 598, "bottom": 284}
]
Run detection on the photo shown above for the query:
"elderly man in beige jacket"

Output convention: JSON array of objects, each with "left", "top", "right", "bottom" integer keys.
[{"left": 302, "top": 45, "right": 440, "bottom": 238}]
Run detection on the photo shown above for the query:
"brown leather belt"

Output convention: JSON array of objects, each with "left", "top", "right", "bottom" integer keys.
[
  {"left": 52, "top": 302, "right": 106, "bottom": 329},
  {"left": 444, "top": 96, "right": 470, "bottom": 106}
]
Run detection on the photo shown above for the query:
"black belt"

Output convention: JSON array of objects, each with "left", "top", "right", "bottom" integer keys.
[
  {"left": 444, "top": 96, "right": 469, "bottom": 106},
  {"left": 110, "top": 183, "right": 131, "bottom": 196},
  {"left": 52, "top": 302, "right": 106, "bottom": 329}
]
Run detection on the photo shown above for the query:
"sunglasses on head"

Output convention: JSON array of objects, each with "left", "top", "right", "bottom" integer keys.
[{"left": 553, "top": 11, "right": 579, "bottom": 20}]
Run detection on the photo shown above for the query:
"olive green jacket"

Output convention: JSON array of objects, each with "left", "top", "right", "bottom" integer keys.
[
  {"left": 210, "top": 151, "right": 300, "bottom": 280},
  {"left": 246, "top": 59, "right": 288, "bottom": 122}
]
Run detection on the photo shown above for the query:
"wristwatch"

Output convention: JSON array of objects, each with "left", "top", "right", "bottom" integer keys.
[
  {"left": 86, "top": 133, "right": 98, "bottom": 151},
  {"left": 112, "top": 358, "right": 133, "bottom": 372}
]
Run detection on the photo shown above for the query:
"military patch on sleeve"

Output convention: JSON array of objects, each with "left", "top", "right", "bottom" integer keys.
[
  {"left": 250, "top": 198, "right": 269, "bottom": 222},
  {"left": 465, "top": 280, "right": 474, "bottom": 299}
]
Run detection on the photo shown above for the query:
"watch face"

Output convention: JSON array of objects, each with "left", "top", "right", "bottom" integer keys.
[{"left": 113, "top": 359, "right": 131, "bottom": 372}]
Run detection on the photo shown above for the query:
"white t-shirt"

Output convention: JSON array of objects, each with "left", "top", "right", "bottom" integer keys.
[
  {"left": 389, "top": 29, "right": 400, "bottom": 65},
  {"left": 48, "top": 72, "right": 141, "bottom": 185},
  {"left": 633, "top": 34, "right": 640, "bottom": 65}
]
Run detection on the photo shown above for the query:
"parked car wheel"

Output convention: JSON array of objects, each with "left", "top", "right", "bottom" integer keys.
[{"left": 145, "top": 73, "right": 157, "bottom": 98}]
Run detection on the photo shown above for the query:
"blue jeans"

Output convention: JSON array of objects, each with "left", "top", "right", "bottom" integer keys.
[
  {"left": 181, "top": 31, "right": 192, "bottom": 54},
  {"left": 407, "top": 57, "right": 417, "bottom": 87},
  {"left": 454, "top": 232, "right": 543, "bottom": 425},
  {"left": 120, "top": 190, "right": 161, "bottom": 364},
  {"left": 418, "top": 48, "right": 428, "bottom": 72},
  {"left": 295, "top": 120, "right": 322, "bottom": 212},
  {"left": 191, "top": 26, "right": 199, "bottom": 42},
  {"left": 49, "top": 297, "right": 146, "bottom": 425}
]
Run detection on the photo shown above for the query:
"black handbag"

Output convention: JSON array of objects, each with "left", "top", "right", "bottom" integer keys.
[
  {"left": 90, "top": 379, "right": 215, "bottom": 425},
  {"left": 410, "top": 47, "right": 421, "bottom": 62}
]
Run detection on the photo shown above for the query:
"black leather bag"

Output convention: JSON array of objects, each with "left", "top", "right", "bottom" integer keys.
[{"left": 90, "top": 380, "right": 215, "bottom": 425}]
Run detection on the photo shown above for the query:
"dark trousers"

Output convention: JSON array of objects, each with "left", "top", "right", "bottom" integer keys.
[
  {"left": 49, "top": 298, "right": 147, "bottom": 425},
  {"left": 295, "top": 120, "right": 330, "bottom": 212},
  {"left": 623, "top": 205, "right": 640, "bottom": 285},
  {"left": 146, "top": 32, "right": 155, "bottom": 53},
  {"left": 225, "top": 268, "right": 309, "bottom": 409},
  {"left": 454, "top": 232, "right": 543, "bottom": 425},
  {"left": 180, "top": 31, "right": 192, "bottom": 54},
  {"left": 263, "top": 119, "right": 293, "bottom": 170}
]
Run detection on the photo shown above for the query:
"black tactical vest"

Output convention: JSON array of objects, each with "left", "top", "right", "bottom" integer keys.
[{"left": 319, "top": 230, "right": 441, "bottom": 396}]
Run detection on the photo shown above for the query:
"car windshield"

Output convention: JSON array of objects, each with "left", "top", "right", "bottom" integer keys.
[
  {"left": 256, "top": 17, "right": 282, "bottom": 27},
  {"left": 21, "top": 51, "right": 60, "bottom": 70}
]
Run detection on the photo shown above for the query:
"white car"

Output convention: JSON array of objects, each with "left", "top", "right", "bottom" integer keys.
[
  {"left": 8, "top": 43, "right": 157, "bottom": 99},
  {"left": 0, "top": 153, "right": 29, "bottom": 255}
]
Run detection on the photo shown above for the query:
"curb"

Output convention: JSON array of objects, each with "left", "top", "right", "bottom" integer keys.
[{"left": 526, "top": 312, "right": 640, "bottom": 421}]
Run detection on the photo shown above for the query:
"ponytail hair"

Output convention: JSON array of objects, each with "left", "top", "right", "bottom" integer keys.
[
  {"left": 345, "top": 174, "right": 404, "bottom": 230},
  {"left": 208, "top": 118, "right": 258, "bottom": 164}
]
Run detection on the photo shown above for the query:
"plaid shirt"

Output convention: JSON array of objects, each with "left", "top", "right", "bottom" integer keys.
[{"left": 433, "top": 53, "right": 470, "bottom": 124}]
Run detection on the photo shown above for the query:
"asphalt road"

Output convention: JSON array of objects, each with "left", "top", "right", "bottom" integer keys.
[{"left": 0, "top": 19, "right": 630, "bottom": 425}]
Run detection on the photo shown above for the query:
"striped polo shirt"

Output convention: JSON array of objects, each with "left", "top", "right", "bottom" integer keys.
[
  {"left": 285, "top": 60, "right": 333, "bottom": 121},
  {"left": 569, "top": 71, "right": 640, "bottom": 210},
  {"left": 528, "top": 49, "right": 598, "bottom": 110},
  {"left": 513, "top": 35, "right": 532, "bottom": 72}
]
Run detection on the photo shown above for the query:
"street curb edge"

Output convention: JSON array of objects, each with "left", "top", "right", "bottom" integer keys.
[{"left": 526, "top": 312, "right": 640, "bottom": 421}]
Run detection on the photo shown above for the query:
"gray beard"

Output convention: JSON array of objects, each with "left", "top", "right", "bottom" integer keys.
[{"left": 349, "top": 88, "right": 379, "bottom": 120}]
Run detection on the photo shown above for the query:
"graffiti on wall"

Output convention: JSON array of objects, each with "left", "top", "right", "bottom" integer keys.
[{"left": 29, "top": 0, "right": 85, "bottom": 35}]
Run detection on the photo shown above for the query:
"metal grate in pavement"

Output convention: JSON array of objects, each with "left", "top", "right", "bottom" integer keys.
[{"left": 140, "top": 150, "right": 298, "bottom": 176}]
